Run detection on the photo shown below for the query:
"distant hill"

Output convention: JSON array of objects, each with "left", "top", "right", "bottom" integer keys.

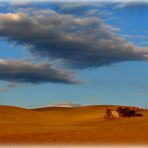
[{"left": 50, "top": 103, "right": 81, "bottom": 108}]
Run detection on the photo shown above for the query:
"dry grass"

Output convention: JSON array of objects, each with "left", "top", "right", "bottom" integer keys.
[{"left": 0, "top": 105, "right": 148, "bottom": 145}]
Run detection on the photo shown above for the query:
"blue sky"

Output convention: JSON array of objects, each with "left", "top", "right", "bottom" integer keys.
[{"left": 0, "top": 0, "right": 148, "bottom": 109}]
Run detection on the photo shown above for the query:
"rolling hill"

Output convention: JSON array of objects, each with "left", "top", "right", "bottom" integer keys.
[{"left": 0, "top": 105, "right": 147, "bottom": 145}]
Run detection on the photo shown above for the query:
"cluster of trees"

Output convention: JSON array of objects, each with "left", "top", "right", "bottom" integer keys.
[{"left": 116, "top": 107, "right": 143, "bottom": 117}]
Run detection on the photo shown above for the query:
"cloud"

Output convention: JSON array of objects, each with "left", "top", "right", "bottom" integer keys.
[
  {"left": 122, "top": 34, "right": 148, "bottom": 39},
  {"left": 116, "top": 1, "right": 148, "bottom": 9},
  {"left": 0, "top": 10, "right": 148, "bottom": 69},
  {"left": 0, "top": 59, "right": 80, "bottom": 84},
  {"left": 0, "top": 82, "right": 20, "bottom": 92}
]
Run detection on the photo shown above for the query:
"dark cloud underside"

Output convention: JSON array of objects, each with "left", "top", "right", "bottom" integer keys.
[{"left": 0, "top": 59, "right": 80, "bottom": 84}]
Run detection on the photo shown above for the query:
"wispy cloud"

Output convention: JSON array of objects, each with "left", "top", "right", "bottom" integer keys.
[
  {"left": 115, "top": 1, "right": 148, "bottom": 9},
  {"left": 122, "top": 34, "right": 148, "bottom": 39},
  {"left": 0, "top": 82, "right": 20, "bottom": 92}
]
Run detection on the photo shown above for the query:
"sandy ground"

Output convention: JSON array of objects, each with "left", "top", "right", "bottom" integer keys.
[{"left": 0, "top": 105, "right": 148, "bottom": 145}]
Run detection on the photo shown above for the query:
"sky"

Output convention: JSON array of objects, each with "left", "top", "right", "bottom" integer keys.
[{"left": 0, "top": 0, "right": 148, "bottom": 109}]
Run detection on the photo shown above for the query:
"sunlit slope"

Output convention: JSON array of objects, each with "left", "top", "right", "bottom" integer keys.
[
  {"left": 0, "top": 105, "right": 106, "bottom": 137},
  {"left": 32, "top": 105, "right": 121, "bottom": 122},
  {"left": 0, "top": 105, "right": 51, "bottom": 135},
  {"left": 0, "top": 105, "right": 119, "bottom": 134},
  {"left": 0, "top": 105, "right": 147, "bottom": 144},
  {"left": 32, "top": 105, "right": 142, "bottom": 126}
]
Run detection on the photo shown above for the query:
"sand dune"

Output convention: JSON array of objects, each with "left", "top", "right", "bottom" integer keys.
[{"left": 0, "top": 105, "right": 148, "bottom": 145}]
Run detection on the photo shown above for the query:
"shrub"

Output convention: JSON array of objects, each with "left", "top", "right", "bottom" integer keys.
[
  {"left": 116, "top": 107, "right": 138, "bottom": 117},
  {"left": 135, "top": 113, "right": 143, "bottom": 117}
]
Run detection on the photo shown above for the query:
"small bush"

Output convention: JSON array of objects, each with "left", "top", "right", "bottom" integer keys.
[{"left": 135, "top": 113, "right": 143, "bottom": 117}]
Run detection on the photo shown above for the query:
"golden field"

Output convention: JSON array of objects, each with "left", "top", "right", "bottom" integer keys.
[{"left": 0, "top": 105, "right": 148, "bottom": 145}]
